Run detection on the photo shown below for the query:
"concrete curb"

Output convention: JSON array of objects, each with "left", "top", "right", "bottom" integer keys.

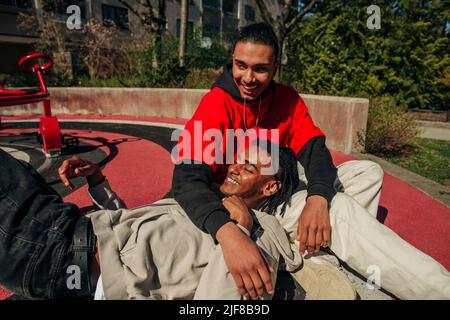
[
  {"left": 416, "top": 120, "right": 450, "bottom": 141},
  {"left": 351, "top": 152, "right": 450, "bottom": 209}
]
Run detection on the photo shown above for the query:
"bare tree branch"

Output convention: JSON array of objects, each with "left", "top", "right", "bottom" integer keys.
[
  {"left": 255, "top": 0, "right": 275, "bottom": 26},
  {"left": 117, "top": 0, "right": 147, "bottom": 25},
  {"left": 117, "top": 0, "right": 166, "bottom": 69},
  {"left": 118, "top": 0, "right": 164, "bottom": 31},
  {"left": 280, "top": 0, "right": 293, "bottom": 25},
  {"left": 145, "top": 0, "right": 156, "bottom": 24},
  {"left": 145, "top": 0, "right": 152, "bottom": 11},
  {"left": 285, "top": 0, "right": 318, "bottom": 32},
  {"left": 156, "top": 0, "right": 166, "bottom": 26},
  {"left": 284, "top": 0, "right": 297, "bottom": 23}
]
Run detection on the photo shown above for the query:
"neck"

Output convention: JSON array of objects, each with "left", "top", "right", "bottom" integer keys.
[{"left": 244, "top": 197, "right": 264, "bottom": 210}]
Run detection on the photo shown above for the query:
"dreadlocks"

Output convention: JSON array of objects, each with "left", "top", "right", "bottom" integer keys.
[{"left": 257, "top": 145, "right": 299, "bottom": 217}]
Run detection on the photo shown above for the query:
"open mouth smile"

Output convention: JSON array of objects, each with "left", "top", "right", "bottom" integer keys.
[
  {"left": 241, "top": 84, "right": 259, "bottom": 94},
  {"left": 226, "top": 176, "right": 239, "bottom": 185}
]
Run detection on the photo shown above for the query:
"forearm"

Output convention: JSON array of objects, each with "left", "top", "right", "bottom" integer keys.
[
  {"left": 88, "top": 179, "right": 126, "bottom": 210},
  {"left": 216, "top": 221, "right": 249, "bottom": 243},
  {"left": 228, "top": 209, "right": 253, "bottom": 232},
  {"left": 87, "top": 167, "right": 126, "bottom": 210},
  {"left": 173, "top": 163, "right": 232, "bottom": 241},
  {"left": 86, "top": 168, "right": 105, "bottom": 188},
  {"left": 297, "top": 136, "right": 337, "bottom": 204}
]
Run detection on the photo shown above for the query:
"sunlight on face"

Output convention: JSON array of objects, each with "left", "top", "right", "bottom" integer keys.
[
  {"left": 232, "top": 42, "right": 277, "bottom": 101},
  {"left": 238, "top": 144, "right": 279, "bottom": 176}
]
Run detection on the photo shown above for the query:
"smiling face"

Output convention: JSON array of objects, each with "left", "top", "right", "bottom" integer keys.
[
  {"left": 232, "top": 41, "right": 278, "bottom": 101},
  {"left": 219, "top": 146, "right": 281, "bottom": 209}
]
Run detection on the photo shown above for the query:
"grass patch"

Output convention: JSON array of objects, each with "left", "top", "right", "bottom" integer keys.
[{"left": 383, "top": 138, "right": 450, "bottom": 187}]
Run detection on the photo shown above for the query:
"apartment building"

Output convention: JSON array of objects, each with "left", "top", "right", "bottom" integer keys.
[{"left": 0, "top": 0, "right": 282, "bottom": 73}]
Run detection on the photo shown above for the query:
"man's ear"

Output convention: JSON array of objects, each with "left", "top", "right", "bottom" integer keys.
[{"left": 262, "top": 180, "right": 282, "bottom": 197}]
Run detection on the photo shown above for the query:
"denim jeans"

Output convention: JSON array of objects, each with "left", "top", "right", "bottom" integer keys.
[{"left": 0, "top": 148, "right": 95, "bottom": 299}]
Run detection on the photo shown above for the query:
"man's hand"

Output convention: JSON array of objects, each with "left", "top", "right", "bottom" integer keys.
[
  {"left": 58, "top": 156, "right": 104, "bottom": 189},
  {"left": 222, "top": 196, "right": 253, "bottom": 232},
  {"left": 216, "top": 222, "right": 274, "bottom": 299},
  {"left": 296, "top": 195, "right": 331, "bottom": 255}
]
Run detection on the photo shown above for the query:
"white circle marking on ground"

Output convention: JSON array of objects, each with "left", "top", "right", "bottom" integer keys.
[
  {"left": 0, "top": 144, "right": 51, "bottom": 174},
  {"left": 0, "top": 146, "right": 30, "bottom": 162}
]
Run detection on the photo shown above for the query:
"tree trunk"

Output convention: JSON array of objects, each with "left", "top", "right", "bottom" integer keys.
[
  {"left": 152, "top": 33, "right": 160, "bottom": 69},
  {"left": 278, "top": 35, "right": 285, "bottom": 81},
  {"left": 179, "top": 0, "right": 188, "bottom": 67}
]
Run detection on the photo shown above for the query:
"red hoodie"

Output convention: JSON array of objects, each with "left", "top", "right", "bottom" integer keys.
[
  {"left": 173, "top": 66, "right": 337, "bottom": 240},
  {"left": 177, "top": 84, "right": 324, "bottom": 180}
]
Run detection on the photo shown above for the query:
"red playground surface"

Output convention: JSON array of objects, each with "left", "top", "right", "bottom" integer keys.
[{"left": 0, "top": 116, "right": 449, "bottom": 300}]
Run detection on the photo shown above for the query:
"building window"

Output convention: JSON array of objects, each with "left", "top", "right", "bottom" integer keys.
[
  {"left": 203, "top": 0, "right": 220, "bottom": 9},
  {"left": 222, "top": 0, "right": 235, "bottom": 13},
  {"left": 41, "top": 0, "right": 86, "bottom": 19},
  {"left": 0, "top": 0, "right": 32, "bottom": 8},
  {"left": 102, "top": 4, "right": 129, "bottom": 30},
  {"left": 244, "top": 5, "right": 255, "bottom": 22},
  {"left": 176, "top": 19, "right": 194, "bottom": 38}
]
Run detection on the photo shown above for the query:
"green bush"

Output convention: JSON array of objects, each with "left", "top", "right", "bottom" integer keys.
[
  {"left": 358, "top": 97, "right": 420, "bottom": 156},
  {"left": 0, "top": 72, "right": 37, "bottom": 87},
  {"left": 75, "top": 76, "right": 128, "bottom": 87},
  {"left": 186, "top": 42, "right": 229, "bottom": 70},
  {"left": 145, "top": 57, "right": 189, "bottom": 87},
  {"left": 0, "top": 70, "right": 75, "bottom": 87},
  {"left": 184, "top": 68, "right": 222, "bottom": 89}
]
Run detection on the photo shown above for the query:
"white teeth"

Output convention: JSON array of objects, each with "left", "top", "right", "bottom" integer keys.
[
  {"left": 227, "top": 177, "right": 238, "bottom": 185},
  {"left": 243, "top": 85, "right": 257, "bottom": 90}
]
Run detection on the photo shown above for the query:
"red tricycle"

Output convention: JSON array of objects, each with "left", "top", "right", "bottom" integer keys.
[{"left": 0, "top": 53, "right": 78, "bottom": 156}]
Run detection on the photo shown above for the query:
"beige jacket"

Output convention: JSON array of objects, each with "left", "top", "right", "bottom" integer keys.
[{"left": 87, "top": 180, "right": 301, "bottom": 300}]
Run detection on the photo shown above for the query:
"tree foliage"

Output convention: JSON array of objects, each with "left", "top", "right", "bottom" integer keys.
[
  {"left": 284, "top": 0, "right": 450, "bottom": 110},
  {"left": 255, "top": 0, "right": 318, "bottom": 76},
  {"left": 118, "top": 0, "right": 167, "bottom": 69}
]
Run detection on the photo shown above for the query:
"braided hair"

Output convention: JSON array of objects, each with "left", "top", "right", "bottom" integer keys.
[{"left": 256, "top": 143, "right": 299, "bottom": 217}]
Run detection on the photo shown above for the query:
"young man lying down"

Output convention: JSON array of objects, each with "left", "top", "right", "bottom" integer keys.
[{"left": 0, "top": 143, "right": 301, "bottom": 300}]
